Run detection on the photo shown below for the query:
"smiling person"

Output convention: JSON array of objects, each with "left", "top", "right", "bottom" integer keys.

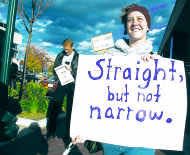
[
  {"left": 114, "top": 3, "right": 154, "bottom": 60},
  {"left": 101, "top": 3, "right": 156, "bottom": 155}
]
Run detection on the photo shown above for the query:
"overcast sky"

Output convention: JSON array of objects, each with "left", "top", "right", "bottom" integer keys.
[{"left": 0, "top": 0, "right": 176, "bottom": 58}]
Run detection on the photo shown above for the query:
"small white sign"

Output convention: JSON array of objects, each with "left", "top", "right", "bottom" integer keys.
[
  {"left": 0, "top": 26, "right": 22, "bottom": 44},
  {"left": 54, "top": 64, "right": 74, "bottom": 86},
  {"left": 70, "top": 55, "right": 187, "bottom": 151},
  {"left": 91, "top": 33, "right": 114, "bottom": 52}
]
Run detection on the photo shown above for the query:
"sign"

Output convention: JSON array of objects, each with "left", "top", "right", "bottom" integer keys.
[
  {"left": 54, "top": 64, "right": 74, "bottom": 86},
  {"left": 70, "top": 55, "right": 187, "bottom": 151},
  {"left": 91, "top": 33, "right": 114, "bottom": 52},
  {"left": 0, "top": 26, "right": 22, "bottom": 44}
]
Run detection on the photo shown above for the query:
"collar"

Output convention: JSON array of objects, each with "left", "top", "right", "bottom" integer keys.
[{"left": 115, "top": 38, "right": 153, "bottom": 55}]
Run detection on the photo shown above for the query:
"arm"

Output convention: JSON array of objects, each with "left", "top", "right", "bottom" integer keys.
[
  {"left": 71, "top": 51, "right": 79, "bottom": 80},
  {"left": 53, "top": 52, "right": 64, "bottom": 81},
  {"left": 52, "top": 52, "right": 64, "bottom": 89}
]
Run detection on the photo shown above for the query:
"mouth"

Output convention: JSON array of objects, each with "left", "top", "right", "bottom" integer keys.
[{"left": 131, "top": 26, "right": 142, "bottom": 32}]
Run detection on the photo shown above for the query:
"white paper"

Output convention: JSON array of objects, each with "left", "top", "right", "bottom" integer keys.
[
  {"left": 91, "top": 33, "right": 114, "bottom": 52},
  {"left": 54, "top": 64, "right": 74, "bottom": 86},
  {"left": 70, "top": 55, "right": 187, "bottom": 151}
]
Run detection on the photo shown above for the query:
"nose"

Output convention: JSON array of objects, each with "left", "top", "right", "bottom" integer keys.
[{"left": 132, "top": 18, "right": 139, "bottom": 25}]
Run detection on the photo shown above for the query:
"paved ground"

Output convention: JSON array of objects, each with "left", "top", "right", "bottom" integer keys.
[
  {"left": 1, "top": 120, "right": 189, "bottom": 155},
  {"left": 46, "top": 136, "right": 172, "bottom": 155},
  {"left": 47, "top": 137, "right": 103, "bottom": 155},
  {"left": 47, "top": 137, "right": 187, "bottom": 155}
]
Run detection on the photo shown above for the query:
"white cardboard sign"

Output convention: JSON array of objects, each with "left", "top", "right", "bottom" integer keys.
[
  {"left": 54, "top": 64, "right": 74, "bottom": 86},
  {"left": 70, "top": 55, "right": 187, "bottom": 151},
  {"left": 91, "top": 33, "right": 114, "bottom": 52}
]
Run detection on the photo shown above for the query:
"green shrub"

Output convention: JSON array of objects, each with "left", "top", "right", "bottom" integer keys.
[
  {"left": 20, "top": 81, "right": 49, "bottom": 114},
  {"left": 8, "top": 82, "right": 20, "bottom": 99}
]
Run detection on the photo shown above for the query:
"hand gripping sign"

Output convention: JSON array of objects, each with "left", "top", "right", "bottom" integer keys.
[{"left": 70, "top": 55, "right": 187, "bottom": 151}]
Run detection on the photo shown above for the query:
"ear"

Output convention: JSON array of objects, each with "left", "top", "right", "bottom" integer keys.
[{"left": 147, "top": 27, "right": 149, "bottom": 32}]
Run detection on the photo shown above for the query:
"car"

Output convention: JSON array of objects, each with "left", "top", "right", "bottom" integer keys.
[{"left": 48, "top": 76, "right": 56, "bottom": 88}]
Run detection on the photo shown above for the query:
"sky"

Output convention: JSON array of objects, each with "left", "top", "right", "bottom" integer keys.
[{"left": 0, "top": 0, "right": 176, "bottom": 59}]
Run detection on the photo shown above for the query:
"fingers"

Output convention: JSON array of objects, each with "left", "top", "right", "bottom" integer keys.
[
  {"left": 141, "top": 54, "right": 153, "bottom": 62},
  {"left": 141, "top": 54, "right": 161, "bottom": 62},
  {"left": 72, "top": 136, "right": 85, "bottom": 144}
]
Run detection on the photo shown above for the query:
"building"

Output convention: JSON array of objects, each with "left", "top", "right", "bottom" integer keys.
[
  {"left": 0, "top": 22, "right": 22, "bottom": 63},
  {"left": 158, "top": 0, "right": 190, "bottom": 154},
  {"left": 0, "top": 22, "right": 22, "bottom": 86}
]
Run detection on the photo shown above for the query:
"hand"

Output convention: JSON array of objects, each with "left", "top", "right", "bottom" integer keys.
[
  {"left": 72, "top": 136, "right": 85, "bottom": 144},
  {"left": 141, "top": 53, "right": 160, "bottom": 62},
  {"left": 141, "top": 53, "right": 153, "bottom": 61},
  {"left": 64, "top": 64, "right": 72, "bottom": 71}
]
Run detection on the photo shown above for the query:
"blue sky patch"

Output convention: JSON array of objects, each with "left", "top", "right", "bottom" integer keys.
[{"left": 0, "top": 0, "right": 176, "bottom": 58}]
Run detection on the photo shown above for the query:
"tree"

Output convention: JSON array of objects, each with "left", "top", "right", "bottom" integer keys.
[
  {"left": 25, "top": 45, "right": 53, "bottom": 73},
  {"left": 17, "top": 0, "right": 53, "bottom": 100},
  {"left": 27, "top": 46, "right": 42, "bottom": 73}
]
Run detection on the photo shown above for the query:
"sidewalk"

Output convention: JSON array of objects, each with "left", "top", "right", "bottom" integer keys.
[
  {"left": 48, "top": 137, "right": 103, "bottom": 155},
  {"left": 1, "top": 115, "right": 188, "bottom": 155}
]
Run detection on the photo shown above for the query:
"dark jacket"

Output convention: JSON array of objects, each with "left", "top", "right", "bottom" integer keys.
[{"left": 53, "top": 49, "right": 79, "bottom": 84}]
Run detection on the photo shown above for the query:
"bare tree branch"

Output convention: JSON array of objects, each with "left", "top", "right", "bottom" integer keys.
[
  {"left": 23, "top": 8, "right": 30, "bottom": 23},
  {"left": 17, "top": 0, "right": 53, "bottom": 33},
  {"left": 35, "top": 0, "right": 43, "bottom": 18},
  {"left": 35, "top": 0, "right": 52, "bottom": 18},
  {"left": 32, "top": 0, "right": 36, "bottom": 23},
  {"left": 17, "top": 0, "right": 30, "bottom": 33}
]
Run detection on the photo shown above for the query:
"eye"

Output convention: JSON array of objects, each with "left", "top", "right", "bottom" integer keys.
[
  {"left": 127, "top": 18, "right": 133, "bottom": 22},
  {"left": 137, "top": 17, "right": 144, "bottom": 22}
]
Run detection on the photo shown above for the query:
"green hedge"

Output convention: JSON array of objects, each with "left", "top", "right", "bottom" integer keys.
[
  {"left": 9, "top": 81, "right": 49, "bottom": 119},
  {"left": 20, "top": 81, "right": 49, "bottom": 114},
  {"left": 8, "top": 82, "right": 20, "bottom": 99}
]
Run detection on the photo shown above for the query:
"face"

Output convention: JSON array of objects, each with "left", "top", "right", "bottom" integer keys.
[
  {"left": 126, "top": 11, "right": 149, "bottom": 42},
  {"left": 63, "top": 43, "right": 73, "bottom": 55}
]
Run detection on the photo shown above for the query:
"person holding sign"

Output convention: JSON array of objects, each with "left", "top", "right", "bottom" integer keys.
[
  {"left": 46, "top": 39, "right": 79, "bottom": 146},
  {"left": 101, "top": 3, "right": 156, "bottom": 155}
]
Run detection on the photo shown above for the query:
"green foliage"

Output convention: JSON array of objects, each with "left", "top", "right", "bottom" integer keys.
[
  {"left": 27, "top": 46, "right": 43, "bottom": 73},
  {"left": 19, "top": 111, "right": 45, "bottom": 120},
  {"left": 20, "top": 81, "right": 49, "bottom": 114},
  {"left": 8, "top": 82, "right": 20, "bottom": 99}
]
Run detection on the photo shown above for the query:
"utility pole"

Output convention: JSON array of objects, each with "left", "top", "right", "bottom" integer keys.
[
  {"left": 0, "top": 0, "right": 18, "bottom": 85},
  {"left": 0, "top": 0, "right": 19, "bottom": 141}
]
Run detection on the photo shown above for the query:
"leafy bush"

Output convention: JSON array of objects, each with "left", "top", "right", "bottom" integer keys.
[
  {"left": 8, "top": 82, "right": 20, "bottom": 99},
  {"left": 20, "top": 81, "right": 49, "bottom": 114}
]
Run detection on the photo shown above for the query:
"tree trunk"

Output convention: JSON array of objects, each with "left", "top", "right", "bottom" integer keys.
[{"left": 19, "top": 31, "right": 32, "bottom": 100}]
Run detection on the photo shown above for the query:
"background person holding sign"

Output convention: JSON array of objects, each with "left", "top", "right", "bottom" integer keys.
[
  {"left": 46, "top": 39, "right": 79, "bottom": 146},
  {"left": 101, "top": 3, "right": 156, "bottom": 155}
]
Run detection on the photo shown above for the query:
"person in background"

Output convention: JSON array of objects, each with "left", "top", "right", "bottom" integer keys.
[
  {"left": 101, "top": 3, "right": 156, "bottom": 155},
  {"left": 46, "top": 39, "right": 79, "bottom": 147},
  {"left": 9, "top": 58, "right": 19, "bottom": 89}
]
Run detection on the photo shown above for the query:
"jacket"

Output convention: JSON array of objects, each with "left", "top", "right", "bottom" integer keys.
[{"left": 53, "top": 49, "right": 79, "bottom": 84}]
